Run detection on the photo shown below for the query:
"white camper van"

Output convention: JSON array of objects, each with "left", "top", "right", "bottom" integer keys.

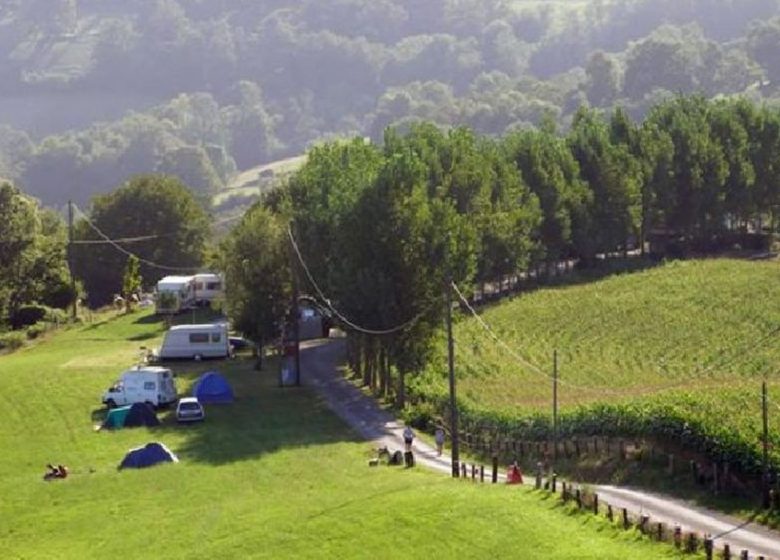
[
  {"left": 192, "top": 273, "right": 224, "bottom": 306},
  {"left": 155, "top": 275, "right": 196, "bottom": 314},
  {"left": 156, "top": 323, "right": 230, "bottom": 360},
  {"left": 102, "top": 366, "right": 178, "bottom": 409}
]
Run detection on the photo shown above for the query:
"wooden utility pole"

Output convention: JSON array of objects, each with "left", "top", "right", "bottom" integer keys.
[
  {"left": 763, "top": 380, "right": 770, "bottom": 509},
  {"left": 67, "top": 200, "right": 77, "bottom": 320},
  {"left": 289, "top": 224, "right": 302, "bottom": 386},
  {"left": 446, "top": 276, "right": 460, "bottom": 477},
  {"left": 553, "top": 349, "right": 559, "bottom": 462}
]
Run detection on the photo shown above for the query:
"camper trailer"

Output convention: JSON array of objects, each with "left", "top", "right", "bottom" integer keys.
[
  {"left": 192, "top": 273, "right": 224, "bottom": 307},
  {"left": 102, "top": 366, "right": 178, "bottom": 409},
  {"left": 155, "top": 323, "right": 230, "bottom": 360},
  {"left": 154, "top": 276, "right": 196, "bottom": 314}
]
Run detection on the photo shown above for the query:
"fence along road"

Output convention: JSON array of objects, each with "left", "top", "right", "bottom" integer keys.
[{"left": 301, "top": 337, "right": 780, "bottom": 559}]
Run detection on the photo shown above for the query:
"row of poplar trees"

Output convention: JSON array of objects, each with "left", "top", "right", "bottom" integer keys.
[{"left": 221, "top": 94, "right": 780, "bottom": 403}]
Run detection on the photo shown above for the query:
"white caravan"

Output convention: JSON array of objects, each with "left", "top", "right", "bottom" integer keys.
[
  {"left": 102, "top": 366, "right": 178, "bottom": 408},
  {"left": 156, "top": 323, "right": 230, "bottom": 360},
  {"left": 155, "top": 275, "right": 196, "bottom": 314},
  {"left": 192, "top": 273, "right": 224, "bottom": 306}
]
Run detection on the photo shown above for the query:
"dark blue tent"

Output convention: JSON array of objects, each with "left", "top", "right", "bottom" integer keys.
[
  {"left": 192, "top": 371, "right": 234, "bottom": 403},
  {"left": 124, "top": 402, "right": 160, "bottom": 428},
  {"left": 118, "top": 442, "right": 178, "bottom": 470}
]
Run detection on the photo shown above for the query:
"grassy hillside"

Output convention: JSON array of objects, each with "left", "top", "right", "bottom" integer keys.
[
  {"left": 0, "top": 309, "right": 683, "bottom": 558},
  {"left": 414, "top": 259, "right": 780, "bottom": 471}
]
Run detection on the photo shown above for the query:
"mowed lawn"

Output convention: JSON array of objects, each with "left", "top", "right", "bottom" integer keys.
[{"left": 0, "top": 310, "right": 685, "bottom": 559}]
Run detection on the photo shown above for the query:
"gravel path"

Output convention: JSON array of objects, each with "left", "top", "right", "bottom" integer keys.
[{"left": 301, "top": 338, "right": 780, "bottom": 559}]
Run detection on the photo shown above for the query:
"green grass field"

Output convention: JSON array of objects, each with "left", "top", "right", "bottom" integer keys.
[
  {"left": 415, "top": 259, "right": 780, "bottom": 470},
  {"left": 0, "top": 309, "right": 686, "bottom": 558}
]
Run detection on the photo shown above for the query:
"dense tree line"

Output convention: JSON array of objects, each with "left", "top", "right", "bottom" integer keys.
[
  {"left": 0, "top": 183, "right": 73, "bottom": 331},
  {"left": 71, "top": 175, "right": 210, "bottom": 307},
  {"left": 226, "top": 95, "right": 780, "bottom": 405},
  {"left": 4, "top": 1, "right": 780, "bottom": 208},
  {"left": 1, "top": 172, "right": 210, "bottom": 332}
]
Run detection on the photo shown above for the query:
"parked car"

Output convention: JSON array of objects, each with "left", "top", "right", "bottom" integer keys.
[
  {"left": 176, "top": 397, "right": 205, "bottom": 423},
  {"left": 229, "top": 336, "right": 253, "bottom": 351}
]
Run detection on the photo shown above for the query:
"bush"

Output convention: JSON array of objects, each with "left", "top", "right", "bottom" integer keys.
[
  {"left": 0, "top": 331, "right": 25, "bottom": 351},
  {"left": 10, "top": 305, "right": 47, "bottom": 329},
  {"left": 26, "top": 322, "right": 47, "bottom": 340}
]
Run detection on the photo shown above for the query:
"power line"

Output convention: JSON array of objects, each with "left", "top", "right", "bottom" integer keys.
[
  {"left": 287, "top": 226, "right": 429, "bottom": 336},
  {"left": 72, "top": 204, "right": 201, "bottom": 273},
  {"left": 71, "top": 232, "right": 177, "bottom": 245},
  {"left": 451, "top": 281, "right": 626, "bottom": 398}
]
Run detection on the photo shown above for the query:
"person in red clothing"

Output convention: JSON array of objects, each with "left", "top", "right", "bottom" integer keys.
[{"left": 506, "top": 461, "right": 523, "bottom": 485}]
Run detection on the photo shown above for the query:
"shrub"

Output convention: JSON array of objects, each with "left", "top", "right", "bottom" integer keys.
[
  {"left": 10, "top": 305, "right": 47, "bottom": 329},
  {"left": 26, "top": 322, "right": 47, "bottom": 340},
  {"left": 0, "top": 331, "right": 25, "bottom": 351}
]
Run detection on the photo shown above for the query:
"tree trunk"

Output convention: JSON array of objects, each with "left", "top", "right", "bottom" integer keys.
[
  {"left": 379, "top": 343, "right": 388, "bottom": 397},
  {"left": 397, "top": 369, "right": 406, "bottom": 408},
  {"left": 254, "top": 336, "right": 263, "bottom": 371}
]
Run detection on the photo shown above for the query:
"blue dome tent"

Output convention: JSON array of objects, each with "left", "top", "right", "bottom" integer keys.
[
  {"left": 118, "top": 442, "right": 178, "bottom": 470},
  {"left": 192, "top": 371, "right": 234, "bottom": 404}
]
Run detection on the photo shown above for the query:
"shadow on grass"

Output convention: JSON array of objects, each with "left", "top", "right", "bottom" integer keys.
[
  {"left": 154, "top": 349, "right": 362, "bottom": 465},
  {"left": 126, "top": 332, "right": 159, "bottom": 341},
  {"left": 474, "top": 257, "right": 662, "bottom": 309},
  {"left": 134, "top": 314, "right": 163, "bottom": 325}
]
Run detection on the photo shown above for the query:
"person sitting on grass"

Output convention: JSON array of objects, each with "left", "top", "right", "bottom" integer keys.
[
  {"left": 506, "top": 461, "right": 523, "bottom": 485},
  {"left": 43, "top": 464, "right": 68, "bottom": 481}
]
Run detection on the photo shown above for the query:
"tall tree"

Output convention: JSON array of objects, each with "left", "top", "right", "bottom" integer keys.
[
  {"left": 218, "top": 205, "right": 291, "bottom": 369},
  {"left": 569, "top": 107, "right": 641, "bottom": 258}
]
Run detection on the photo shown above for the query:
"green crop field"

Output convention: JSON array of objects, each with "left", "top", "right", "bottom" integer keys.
[
  {"left": 0, "top": 309, "right": 683, "bottom": 558},
  {"left": 413, "top": 259, "right": 780, "bottom": 474}
]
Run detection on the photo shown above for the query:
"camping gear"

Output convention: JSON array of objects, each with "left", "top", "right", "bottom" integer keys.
[
  {"left": 192, "top": 371, "right": 234, "bottom": 403},
  {"left": 118, "top": 442, "right": 178, "bottom": 470},
  {"left": 103, "top": 406, "right": 131, "bottom": 429},
  {"left": 102, "top": 403, "right": 159, "bottom": 430}
]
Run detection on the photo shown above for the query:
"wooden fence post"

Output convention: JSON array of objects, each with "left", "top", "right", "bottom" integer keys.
[
  {"left": 685, "top": 532, "right": 699, "bottom": 553},
  {"left": 740, "top": 550, "right": 749, "bottom": 560},
  {"left": 552, "top": 474, "right": 557, "bottom": 493},
  {"left": 492, "top": 456, "right": 498, "bottom": 483},
  {"left": 704, "top": 535, "right": 713, "bottom": 560},
  {"left": 576, "top": 489, "right": 582, "bottom": 509},
  {"left": 593, "top": 493, "right": 599, "bottom": 515},
  {"left": 622, "top": 508, "right": 629, "bottom": 530},
  {"left": 639, "top": 515, "right": 649, "bottom": 533},
  {"left": 723, "top": 543, "right": 731, "bottom": 559},
  {"left": 471, "top": 464, "right": 476, "bottom": 480},
  {"left": 607, "top": 504, "right": 613, "bottom": 521},
  {"left": 656, "top": 522, "right": 664, "bottom": 541},
  {"left": 673, "top": 526, "right": 682, "bottom": 548},
  {"left": 461, "top": 462, "right": 467, "bottom": 478},
  {"left": 562, "top": 481, "right": 567, "bottom": 501}
]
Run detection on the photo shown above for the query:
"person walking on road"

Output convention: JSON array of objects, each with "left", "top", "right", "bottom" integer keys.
[
  {"left": 403, "top": 425, "right": 415, "bottom": 452},
  {"left": 434, "top": 426, "right": 445, "bottom": 456}
]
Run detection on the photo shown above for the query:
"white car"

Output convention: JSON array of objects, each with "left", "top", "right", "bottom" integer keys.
[{"left": 176, "top": 397, "right": 205, "bottom": 423}]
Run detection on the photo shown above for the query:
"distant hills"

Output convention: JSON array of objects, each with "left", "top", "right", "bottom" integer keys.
[{"left": 2, "top": 0, "right": 780, "bottom": 208}]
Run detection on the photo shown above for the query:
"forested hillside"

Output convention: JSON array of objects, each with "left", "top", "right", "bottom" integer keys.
[{"left": 3, "top": 0, "right": 780, "bottom": 207}]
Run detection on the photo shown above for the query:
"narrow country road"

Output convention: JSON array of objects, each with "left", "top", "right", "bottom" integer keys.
[{"left": 301, "top": 338, "right": 780, "bottom": 559}]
